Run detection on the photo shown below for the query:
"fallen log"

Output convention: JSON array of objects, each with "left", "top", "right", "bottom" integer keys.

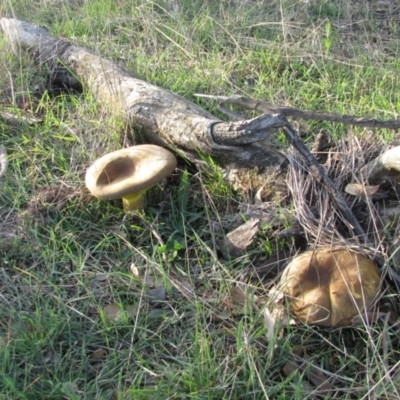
[{"left": 0, "top": 17, "right": 288, "bottom": 192}]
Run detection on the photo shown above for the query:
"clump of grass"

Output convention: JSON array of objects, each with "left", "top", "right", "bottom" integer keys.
[{"left": 1, "top": 0, "right": 400, "bottom": 399}]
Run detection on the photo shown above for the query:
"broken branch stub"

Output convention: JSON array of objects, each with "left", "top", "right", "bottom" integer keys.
[
  {"left": 0, "top": 18, "right": 287, "bottom": 183},
  {"left": 360, "top": 146, "right": 400, "bottom": 184}
]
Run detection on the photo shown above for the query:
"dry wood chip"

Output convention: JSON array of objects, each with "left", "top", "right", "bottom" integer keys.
[{"left": 218, "top": 217, "right": 260, "bottom": 258}]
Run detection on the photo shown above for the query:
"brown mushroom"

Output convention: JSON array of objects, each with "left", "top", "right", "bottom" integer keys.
[
  {"left": 85, "top": 145, "right": 177, "bottom": 211},
  {"left": 279, "top": 248, "right": 380, "bottom": 327}
]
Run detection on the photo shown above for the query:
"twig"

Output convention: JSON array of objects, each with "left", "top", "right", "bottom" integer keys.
[
  {"left": 217, "top": 104, "right": 244, "bottom": 121},
  {"left": 282, "top": 122, "right": 367, "bottom": 243},
  {"left": 195, "top": 93, "right": 400, "bottom": 129}
]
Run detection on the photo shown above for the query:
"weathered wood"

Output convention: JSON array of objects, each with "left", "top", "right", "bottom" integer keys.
[{"left": 0, "top": 18, "right": 287, "bottom": 183}]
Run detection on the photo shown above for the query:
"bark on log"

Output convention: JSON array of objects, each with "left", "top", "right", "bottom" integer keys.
[{"left": 0, "top": 18, "right": 288, "bottom": 192}]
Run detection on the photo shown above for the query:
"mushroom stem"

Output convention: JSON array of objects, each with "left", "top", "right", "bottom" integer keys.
[{"left": 122, "top": 190, "right": 146, "bottom": 211}]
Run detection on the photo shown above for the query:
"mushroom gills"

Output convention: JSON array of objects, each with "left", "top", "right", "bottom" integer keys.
[
  {"left": 96, "top": 157, "right": 135, "bottom": 185},
  {"left": 85, "top": 144, "right": 177, "bottom": 211}
]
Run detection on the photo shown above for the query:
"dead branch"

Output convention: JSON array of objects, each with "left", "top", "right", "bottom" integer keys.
[{"left": 195, "top": 94, "right": 400, "bottom": 129}]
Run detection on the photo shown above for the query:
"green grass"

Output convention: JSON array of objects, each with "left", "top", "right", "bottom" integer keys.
[{"left": 1, "top": 0, "right": 400, "bottom": 399}]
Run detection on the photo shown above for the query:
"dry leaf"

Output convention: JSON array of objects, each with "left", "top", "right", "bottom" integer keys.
[
  {"left": 302, "top": 352, "right": 334, "bottom": 391},
  {"left": 110, "top": 225, "right": 127, "bottom": 239},
  {"left": 282, "top": 353, "right": 300, "bottom": 377},
  {"left": 311, "top": 130, "right": 333, "bottom": 154},
  {"left": 215, "top": 305, "right": 232, "bottom": 320},
  {"left": 89, "top": 348, "right": 107, "bottom": 360},
  {"left": 125, "top": 305, "right": 138, "bottom": 318},
  {"left": 143, "top": 272, "right": 164, "bottom": 287},
  {"left": 179, "top": 280, "right": 194, "bottom": 295},
  {"left": 263, "top": 307, "right": 277, "bottom": 341},
  {"left": 104, "top": 303, "right": 138, "bottom": 321},
  {"left": 111, "top": 390, "right": 119, "bottom": 400},
  {"left": 130, "top": 263, "right": 140, "bottom": 278},
  {"left": 61, "top": 382, "right": 80, "bottom": 398},
  {"left": 230, "top": 285, "right": 246, "bottom": 307},
  {"left": 218, "top": 218, "right": 260, "bottom": 258},
  {"left": 220, "top": 284, "right": 253, "bottom": 316},
  {"left": 254, "top": 187, "right": 264, "bottom": 205},
  {"left": 147, "top": 287, "right": 167, "bottom": 303},
  {"left": 104, "top": 303, "right": 122, "bottom": 320},
  {"left": 345, "top": 183, "right": 380, "bottom": 197},
  {"left": 282, "top": 347, "right": 318, "bottom": 399},
  {"left": 283, "top": 346, "right": 334, "bottom": 393},
  {"left": 129, "top": 263, "right": 165, "bottom": 288}
]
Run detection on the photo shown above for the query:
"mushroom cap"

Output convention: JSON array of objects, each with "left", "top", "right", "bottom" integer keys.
[
  {"left": 85, "top": 145, "right": 177, "bottom": 200},
  {"left": 280, "top": 248, "right": 380, "bottom": 327}
]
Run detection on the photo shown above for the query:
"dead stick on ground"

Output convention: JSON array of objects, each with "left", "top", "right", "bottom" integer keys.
[
  {"left": 195, "top": 94, "right": 400, "bottom": 129},
  {"left": 282, "top": 122, "right": 367, "bottom": 243}
]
